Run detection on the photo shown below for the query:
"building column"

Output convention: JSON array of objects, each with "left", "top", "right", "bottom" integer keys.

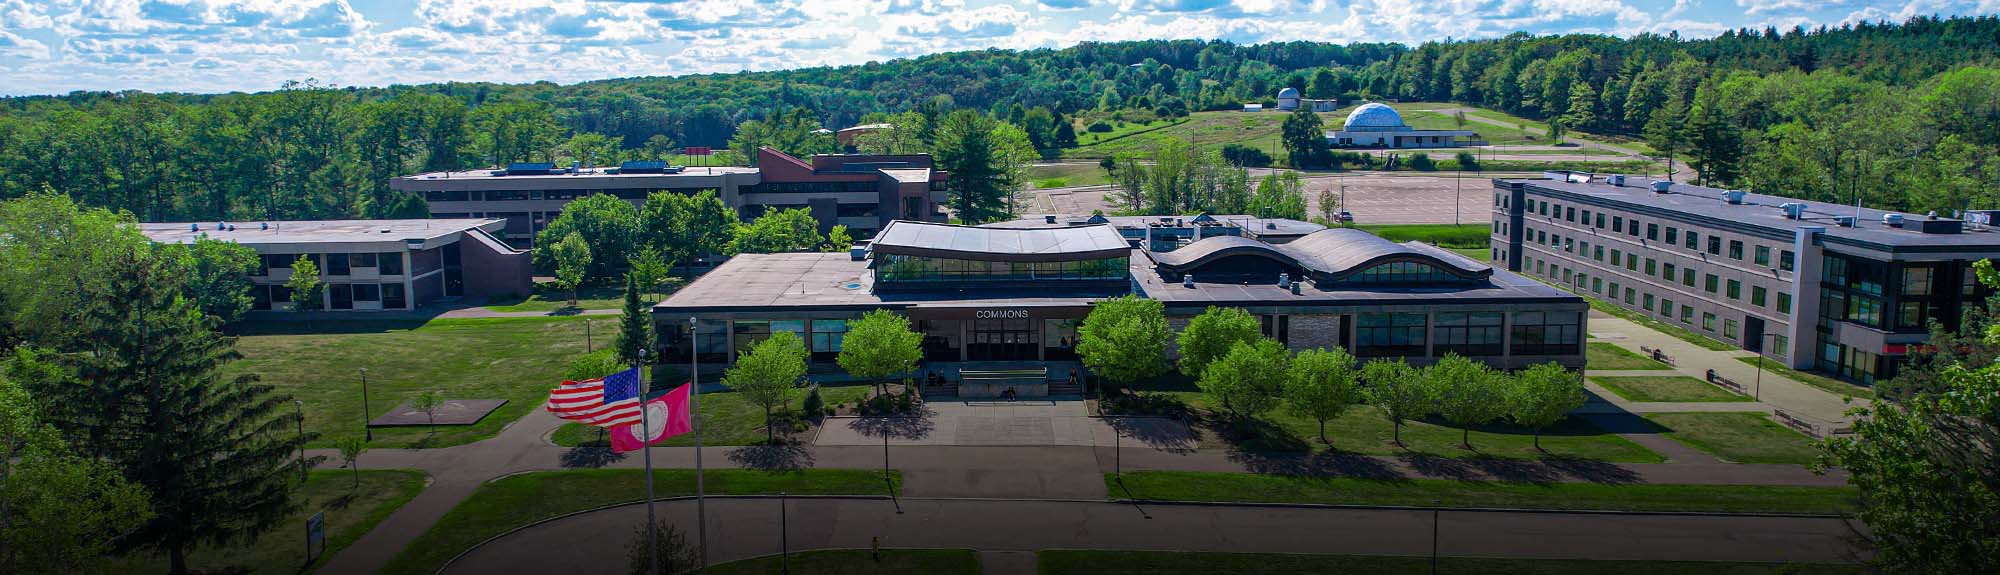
[
  {"left": 1786, "top": 226, "right": 1826, "bottom": 370},
  {"left": 1500, "top": 310, "right": 1513, "bottom": 364},
  {"left": 1423, "top": 312, "right": 1436, "bottom": 359},
  {"left": 403, "top": 251, "right": 416, "bottom": 310},
  {"left": 958, "top": 321, "right": 969, "bottom": 362},
  {"left": 724, "top": 320, "right": 737, "bottom": 365}
]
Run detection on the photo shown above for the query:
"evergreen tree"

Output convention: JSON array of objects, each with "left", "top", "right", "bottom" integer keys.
[
  {"left": 1687, "top": 85, "right": 1744, "bottom": 187},
  {"left": 932, "top": 110, "right": 1019, "bottom": 224},
  {"left": 64, "top": 245, "right": 316, "bottom": 574},
  {"left": 1643, "top": 90, "right": 1689, "bottom": 182},
  {"left": 615, "top": 273, "right": 651, "bottom": 367}
]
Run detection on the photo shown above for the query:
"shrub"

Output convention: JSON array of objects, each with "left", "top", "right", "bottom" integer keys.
[
  {"left": 1455, "top": 151, "right": 1480, "bottom": 171},
  {"left": 1087, "top": 121, "right": 1113, "bottom": 133},
  {"left": 1408, "top": 153, "right": 1436, "bottom": 171},
  {"left": 1219, "top": 144, "right": 1274, "bottom": 167},
  {"left": 801, "top": 385, "right": 825, "bottom": 418}
]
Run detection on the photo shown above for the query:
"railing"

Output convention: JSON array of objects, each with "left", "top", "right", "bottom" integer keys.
[
  {"left": 1703, "top": 369, "right": 1747, "bottom": 395},
  {"left": 1639, "top": 345, "right": 1676, "bottom": 366}
]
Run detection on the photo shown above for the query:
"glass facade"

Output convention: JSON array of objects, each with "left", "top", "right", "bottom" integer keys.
[
  {"left": 1432, "top": 312, "right": 1504, "bottom": 356},
  {"left": 1510, "top": 311, "right": 1582, "bottom": 356},
  {"left": 875, "top": 254, "right": 1127, "bottom": 283},
  {"left": 1356, "top": 313, "right": 1427, "bottom": 357},
  {"left": 1335, "top": 261, "right": 1473, "bottom": 285}
]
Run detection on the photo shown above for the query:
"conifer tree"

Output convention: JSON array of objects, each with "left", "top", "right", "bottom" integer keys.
[
  {"left": 64, "top": 245, "right": 316, "bottom": 575},
  {"left": 616, "top": 272, "right": 652, "bottom": 367}
]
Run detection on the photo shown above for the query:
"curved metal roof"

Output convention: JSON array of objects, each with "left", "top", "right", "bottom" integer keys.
[
  {"left": 1277, "top": 87, "right": 1301, "bottom": 99},
  {"left": 870, "top": 220, "right": 1131, "bottom": 262},
  {"left": 1153, "top": 228, "right": 1490, "bottom": 282},
  {"left": 1343, "top": 103, "right": 1406, "bottom": 130}
]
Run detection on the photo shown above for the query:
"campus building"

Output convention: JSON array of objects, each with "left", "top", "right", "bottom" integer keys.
[
  {"left": 1493, "top": 172, "right": 2000, "bottom": 385},
  {"left": 654, "top": 219, "right": 1585, "bottom": 391},
  {"left": 987, "top": 213, "right": 1325, "bottom": 251},
  {"left": 1276, "top": 87, "right": 1338, "bottom": 112},
  {"left": 139, "top": 218, "right": 532, "bottom": 312},
  {"left": 388, "top": 147, "right": 949, "bottom": 248},
  {"left": 1327, "top": 103, "right": 1477, "bottom": 149}
]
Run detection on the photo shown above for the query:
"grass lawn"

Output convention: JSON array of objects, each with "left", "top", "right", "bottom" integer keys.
[
  {"left": 1591, "top": 376, "right": 1752, "bottom": 403},
  {"left": 228, "top": 316, "right": 596, "bottom": 449},
  {"left": 1120, "top": 375, "right": 1661, "bottom": 462},
  {"left": 1040, "top": 550, "right": 1863, "bottom": 575},
  {"left": 1447, "top": 247, "right": 1490, "bottom": 261},
  {"left": 1584, "top": 297, "right": 1736, "bottom": 351},
  {"left": 1644, "top": 412, "right": 1823, "bottom": 465},
  {"left": 1352, "top": 223, "right": 1490, "bottom": 249},
  {"left": 1065, "top": 110, "right": 1320, "bottom": 160},
  {"left": 1587, "top": 342, "right": 1672, "bottom": 370},
  {"left": 382, "top": 469, "right": 900, "bottom": 575},
  {"left": 484, "top": 280, "right": 680, "bottom": 313},
  {"left": 1072, "top": 117, "right": 1184, "bottom": 147},
  {"left": 110, "top": 469, "right": 428, "bottom": 575},
  {"left": 1107, "top": 471, "right": 1856, "bottom": 514},
  {"left": 1026, "top": 162, "right": 1114, "bottom": 189},
  {"left": 551, "top": 382, "right": 878, "bottom": 447},
  {"left": 710, "top": 549, "right": 980, "bottom": 575},
  {"left": 1734, "top": 356, "right": 1874, "bottom": 400}
]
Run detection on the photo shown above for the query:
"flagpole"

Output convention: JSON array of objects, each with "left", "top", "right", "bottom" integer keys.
[
  {"left": 638, "top": 354, "right": 657, "bottom": 575},
  {"left": 690, "top": 316, "right": 707, "bottom": 573}
]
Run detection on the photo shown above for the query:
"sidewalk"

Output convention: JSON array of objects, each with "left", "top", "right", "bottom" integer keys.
[{"left": 1587, "top": 313, "right": 1860, "bottom": 425}]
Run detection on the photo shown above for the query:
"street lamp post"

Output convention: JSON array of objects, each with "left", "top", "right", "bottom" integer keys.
[
  {"left": 1430, "top": 499, "right": 1442, "bottom": 575},
  {"left": 294, "top": 400, "right": 306, "bottom": 483},
  {"left": 1753, "top": 333, "right": 1778, "bottom": 401},
  {"left": 780, "top": 491, "right": 790, "bottom": 575},
  {"left": 359, "top": 368, "right": 372, "bottom": 441}
]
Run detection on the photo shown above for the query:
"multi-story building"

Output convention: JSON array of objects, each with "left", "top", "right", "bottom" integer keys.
[
  {"left": 139, "top": 218, "right": 532, "bottom": 312},
  {"left": 987, "top": 213, "right": 1326, "bottom": 251},
  {"left": 388, "top": 147, "right": 948, "bottom": 248},
  {"left": 655, "top": 220, "right": 1586, "bottom": 384},
  {"left": 1493, "top": 172, "right": 2000, "bottom": 385}
]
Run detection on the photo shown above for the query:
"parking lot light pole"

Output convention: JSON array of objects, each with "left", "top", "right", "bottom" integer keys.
[{"left": 359, "top": 368, "right": 372, "bottom": 441}]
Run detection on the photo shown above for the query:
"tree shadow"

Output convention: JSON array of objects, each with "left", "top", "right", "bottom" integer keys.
[
  {"left": 559, "top": 445, "right": 626, "bottom": 468},
  {"left": 1104, "top": 416, "right": 1198, "bottom": 454},
  {"left": 728, "top": 442, "right": 817, "bottom": 471},
  {"left": 1227, "top": 449, "right": 1404, "bottom": 481},
  {"left": 1205, "top": 416, "right": 1311, "bottom": 453},
  {"left": 1541, "top": 456, "right": 1642, "bottom": 485},
  {"left": 843, "top": 413, "right": 937, "bottom": 441}
]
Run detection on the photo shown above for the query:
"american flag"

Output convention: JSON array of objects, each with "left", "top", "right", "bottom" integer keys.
[{"left": 544, "top": 368, "right": 644, "bottom": 428}]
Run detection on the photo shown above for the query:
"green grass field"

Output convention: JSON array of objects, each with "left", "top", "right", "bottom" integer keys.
[
  {"left": 1064, "top": 110, "right": 1312, "bottom": 159},
  {"left": 1352, "top": 223, "right": 1491, "bottom": 249},
  {"left": 1040, "top": 550, "right": 1864, "bottom": 575},
  {"left": 551, "top": 382, "right": 877, "bottom": 447},
  {"left": 711, "top": 549, "right": 981, "bottom": 575},
  {"left": 1583, "top": 298, "right": 1737, "bottom": 351},
  {"left": 1025, "top": 162, "right": 1115, "bottom": 189},
  {"left": 1073, "top": 117, "right": 1185, "bottom": 147},
  {"left": 484, "top": 281, "right": 680, "bottom": 313},
  {"left": 110, "top": 470, "right": 427, "bottom": 575},
  {"left": 229, "top": 316, "right": 596, "bottom": 449},
  {"left": 1591, "top": 376, "right": 1753, "bottom": 403},
  {"left": 1645, "top": 412, "right": 1823, "bottom": 465},
  {"left": 382, "top": 469, "right": 900, "bottom": 575},
  {"left": 1586, "top": 342, "right": 1672, "bottom": 371},
  {"left": 1734, "top": 356, "right": 1874, "bottom": 400},
  {"left": 1107, "top": 471, "right": 1856, "bottom": 514},
  {"left": 1121, "top": 375, "right": 1661, "bottom": 462}
]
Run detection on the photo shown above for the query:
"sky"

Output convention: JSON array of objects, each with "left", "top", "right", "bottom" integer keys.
[{"left": 0, "top": 0, "right": 1996, "bottom": 96}]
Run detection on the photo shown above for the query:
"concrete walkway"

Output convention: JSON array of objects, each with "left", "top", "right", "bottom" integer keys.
[
  {"left": 444, "top": 498, "right": 1866, "bottom": 574},
  {"left": 1587, "top": 313, "right": 1862, "bottom": 427}
]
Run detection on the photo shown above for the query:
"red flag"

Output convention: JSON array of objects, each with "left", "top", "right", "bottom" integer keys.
[{"left": 611, "top": 382, "right": 694, "bottom": 453}]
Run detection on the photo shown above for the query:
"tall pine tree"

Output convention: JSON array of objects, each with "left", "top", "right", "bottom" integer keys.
[
  {"left": 1687, "top": 84, "right": 1744, "bottom": 187},
  {"left": 64, "top": 244, "right": 315, "bottom": 574},
  {"left": 616, "top": 272, "right": 652, "bottom": 368}
]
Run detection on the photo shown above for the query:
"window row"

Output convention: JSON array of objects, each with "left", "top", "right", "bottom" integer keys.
[
  {"left": 259, "top": 252, "right": 406, "bottom": 276},
  {"left": 1517, "top": 198, "right": 1795, "bottom": 273},
  {"left": 875, "top": 255, "right": 1128, "bottom": 282}
]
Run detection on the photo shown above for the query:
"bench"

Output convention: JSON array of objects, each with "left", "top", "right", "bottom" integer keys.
[
  {"left": 1703, "top": 369, "right": 1746, "bottom": 395},
  {"left": 1772, "top": 409, "right": 1855, "bottom": 439},
  {"left": 1639, "top": 345, "right": 1676, "bottom": 366}
]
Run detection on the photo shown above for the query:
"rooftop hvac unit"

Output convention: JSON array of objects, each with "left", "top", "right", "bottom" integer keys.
[
  {"left": 1723, "top": 190, "right": 1747, "bottom": 204},
  {"left": 1183, "top": 274, "right": 1195, "bottom": 288},
  {"left": 1833, "top": 215, "right": 1857, "bottom": 227},
  {"left": 1780, "top": 203, "right": 1807, "bottom": 219},
  {"left": 1278, "top": 273, "right": 1290, "bottom": 288},
  {"left": 1882, "top": 213, "right": 1906, "bottom": 227},
  {"left": 1291, "top": 281, "right": 1302, "bottom": 295},
  {"left": 1650, "top": 181, "right": 1672, "bottom": 193},
  {"left": 260, "top": 222, "right": 269, "bottom": 230},
  {"left": 1044, "top": 215, "right": 1057, "bottom": 224}
]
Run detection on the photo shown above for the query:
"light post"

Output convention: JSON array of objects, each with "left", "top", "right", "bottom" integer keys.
[
  {"left": 780, "top": 491, "right": 790, "bottom": 575},
  {"left": 294, "top": 400, "right": 306, "bottom": 483},
  {"left": 1753, "top": 333, "right": 1777, "bottom": 402},
  {"left": 359, "top": 368, "right": 372, "bottom": 441},
  {"left": 689, "top": 316, "right": 708, "bottom": 573},
  {"left": 1430, "top": 499, "right": 1442, "bottom": 575}
]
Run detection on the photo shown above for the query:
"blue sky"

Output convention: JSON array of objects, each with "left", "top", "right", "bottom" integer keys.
[{"left": 1, "top": 0, "right": 1995, "bottom": 96}]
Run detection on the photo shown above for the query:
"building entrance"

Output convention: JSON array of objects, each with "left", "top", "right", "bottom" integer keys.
[{"left": 968, "top": 317, "right": 1040, "bottom": 361}]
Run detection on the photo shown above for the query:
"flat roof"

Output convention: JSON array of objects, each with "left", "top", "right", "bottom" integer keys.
[
  {"left": 870, "top": 220, "right": 1130, "bottom": 262},
  {"left": 1504, "top": 175, "right": 2000, "bottom": 252},
  {"left": 879, "top": 168, "right": 933, "bottom": 184},
  {"left": 651, "top": 252, "right": 1119, "bottom": 313},
  {"left": 139, "top": 218, "right": 503, "bottom": 247},
  {"left": 1136, "top": 242, "right": 1578, "bottom": 307},
  {"left": 989, "top": 214, "right": 1324, "bottom": 236},
  {"left": 393, "top": 166, "right": 757, "bottom": 183}
]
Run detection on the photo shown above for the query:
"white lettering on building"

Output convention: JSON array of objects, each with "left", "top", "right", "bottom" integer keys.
[{"left": 974, "top": 309, "right": 1031, "bottom": 319}]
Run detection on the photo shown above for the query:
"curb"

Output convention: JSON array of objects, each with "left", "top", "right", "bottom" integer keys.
[
  {"left": 433, "top": 494, "right": 896, "bottom": 575},
  {"left": 1099, "top": 497, "right": 1853, "bottom": 519}
]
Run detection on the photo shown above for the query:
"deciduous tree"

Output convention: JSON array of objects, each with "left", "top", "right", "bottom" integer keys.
[
  {"left": 1360, "top": 359, "right": 1430, "bottom": 446},
  {"left": 1284, "top": 347, "right": 1363, "bottom": 444},
  {"left": 1198, "top": 339, "right": 1290, "bottom": 420},
  {"left": 1176, "top": 306, "right": 1262, "bottom": 378},
  {"left": 285, "top": 255, "right": 324, "bottom": 313},
  {"left": 729, "top": 208, "right": 823, "bottom": 254},
  {"left": 1507, "top": 362, "right": 1586, "bottom": 450},
  {"left": 1075, "top": 295, "right": 1170, "bottom": 390},
  {"left": 552, "top": 232, "right": 593, "bottom": 303},
  {"left": 0, "top": 369, "right": 152, "bottom": 575},
  {"left": 838, "top": 310, "right": 924, "bottom": 396},
  {"left": 724, "top": 331, "right": 809, "bottom": 443},
  {"left": 1428, "top": 354, "right": 1506, "bottom": 450}
]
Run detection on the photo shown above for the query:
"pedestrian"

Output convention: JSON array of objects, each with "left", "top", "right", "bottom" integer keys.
[{"left": 872, "top": 536, "right": 881, "bottom": 562}]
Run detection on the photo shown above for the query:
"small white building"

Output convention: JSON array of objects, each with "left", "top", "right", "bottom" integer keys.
[
  {"left": 1243, "top": 103, "right": 1264, "bottom": 112},
  {"left": 1326, "top": 103, "right": 1476, "bottom": 148},
  {"left": 1275, "top": 87, "right": 1338, "bottom": 112}
]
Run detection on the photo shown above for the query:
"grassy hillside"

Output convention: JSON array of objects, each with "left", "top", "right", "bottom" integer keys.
[{"left": 1063, "top": 103, "right": 1567, "bottom": 161}]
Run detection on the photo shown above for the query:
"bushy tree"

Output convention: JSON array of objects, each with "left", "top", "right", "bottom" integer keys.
[
  {"left": 1280, "top": 108, "right": 1331, "bottom": 168},
  {"left": 285, "top": 255, "right": 324, "bottom": 313},
  {"left": 1284, "top": 347, "right": 1363, "bottom": 444},
  {"left": 1508, "top": 362, "right": 1586, "bottom": 450},
  {"left": 823, "top": 224, "right": 854, "bottom": 252},
  {"left": 626, "top": 247, "right": 672, "bottom": 299},
  {"left": 1198, "top": 339, "right": 1290, "bottom": 420},
  {"left": 552, "top": 232, "right": 593, "bottom": 303},
  {"left": 1250, "top": 171, "right": 1308, "bottom": 220},
  {"left": 534, "top": 193, "right": 640, "bottom": 279},
  {"left": 1428, "top": 354, "right": 1506, "bottom": 450},
  {"left": 730, "top": 208, "right": 823, "bottom": 254},
  {"left": 0, "top": 369, "right": 153, "bottom": 575},
  {"left": 1360, "top": 359, "right": 1430, "bottom": 446},
  {"left": 173, "top": 237, "right": 260, "bottom": 324},
  {"left": 724, "top": 331, "right": 809, "bottom": 443},
  {"left": 625, "top": 519, "right": 702, "bottom": 575},
  {"left": 1176, "top": 306, "right": 1262, "bottom": 377},
  {"left": 933, "top": 110, "right": 1022, "bottom": 224},
  {"left": 837, "top": 310, "right": 923, "bottom": 396},
  {"left": 1075, "top": 295, "right": 1170, "bottom": 390}
]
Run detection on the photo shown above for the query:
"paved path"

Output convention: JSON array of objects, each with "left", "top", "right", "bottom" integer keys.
[
  {"left": 1588, "top": 313, "right": 1862, "bottom": 426},
  {"left": 444, "top": 498, "right": 1867, "bottom": 574}
]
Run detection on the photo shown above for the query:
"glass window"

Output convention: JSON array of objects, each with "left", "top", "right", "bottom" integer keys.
[
  {"left": 1642, "top": 293, "right": 1655, "bottom": 311},
  {"left": 1683, "top": 268, "right": 1696, "bottom": 287},
  {"left": 1680, "top": 306, "right": 1694, "bottom": 324},
  {"left": 1724, "top": 319, "right": 1739, "bottom": 339},
  {"left": 1772, "top": 335, "right": 1789, "bottom": 358},
  {"left": 1645, "top": 258, "right": 1656, "bottom": 275},
  {"left": 1433, "top": 312, "right": 1504, "bottom": 356},
  {"left": 353, "top": 252, "right": 379, "bottom": 268},
  {"left": 1646, "top": 223, "right": 1659, "bottom": 241},
  {"left": 1778, "top": 292, "right": 1792, "bottom": 315},
  {"left": 1702, "top": 312, "right": 1717, "bottom": 332},
  {"left": 1705, "top": 274, "right": 1719, "bottom": 293},
  {"left": 1626, "top": 253, "right": 1638, "bottom": 270},
  {"left": 1593, "top": 246, "right": 1604, "bottom": 261},
  {"left": 1754, "top": 246, "right": 1771, "bottom": 266},
  {"left": 352, "top": 283, "right": 381, "bottom": 302},
  {"left": 1665, "top": 227, "right": 1678, "bottom": 245},
  {"left": 1609, "top": 281, "right": 1620, "bottom": 298},
  {"left": 1592, "top": 277, "right": 1603, "bottom": 293},
  {"left": 1624, "top": 287, "right": 1635, "bottom": 304},
  {"left": 1727, "top": 279, "right": 1741, "bottom": 300},
  {"left": 262, "top": 254, "right": 294, "bottom": 272},
  {"left": 1511, "top": 311, "right": 1582, "bottom": 356},
  {"left": 1663, "top": 262, "right": 1676, "bottom": 281},
  {"left": 382, "top": 283, "right": 407, "bottom": 308},
  {"left": 1356, "top": 313, "right": 1427, "bottom": 358},
  {"left": 1595, "top": 213, "right": 1605, "bottom": 228},
  {"left": 810, "top": 319, "right": 848, "bottom": 355},
  {"left": 1661, "top": 299, "right": 1675, "bottom": 317},
  {"left": 377, "top": 252, "right": 405, "bottom": 275},
  {"left": 1612, "top": 216, "right": 1624, "bottom": 232},
  {"left": 1611, "top": 249, "right": 1621, "bottom": 266},
  {"left": 1566, "top": 207, "right": 1576, "bottom": 221},
  {"left": 1685, "top": 231, "right": 1698, "bottom": 250},
  {"left": 1898, "top": 301, "right": 1928, "bottom": 329},
  {"left": 1780, "top": 250, "right": 1795, "bottom": 271},
  {"left": 1751, "top": 286, "right": 1767, "bottom": 307},
  {"left": 1708, "top": 236, "right": 1722, "bottom": 255},
  {"left": 325, "top": 253, "right": 350, "bottom": 276},
  {"left": 1903, "top": 267, "right": 1933, "bottom": 296},
  {"left": 1728, "top": 240, "right": 1744, "bottom": 260}
]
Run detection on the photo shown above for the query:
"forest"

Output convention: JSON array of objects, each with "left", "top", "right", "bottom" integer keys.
[{"left": 0, "top": 15, "right": 1996, "bottom": 222}]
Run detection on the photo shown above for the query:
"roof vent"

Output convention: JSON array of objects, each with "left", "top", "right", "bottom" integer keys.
[
  {"left": 1291, "top": 281, "right": 1302, "bottom": 295},
  {"left": 1183, "top": 274, "right": 1195, "bottom": 288},
  {"left": 1278, "top": 273, "right": 1290, "bottom": 288},
  {"left": 216, "top": 221, "right": 226, "bottom": 230},
  {"left": 1780, "top": 203, "right": 1807, "bottom": 220},
  {"left": 1044, "top": 215, "right": 1057, "bottom": 224},
  {"left": 1882, "top": 213, "right": 1905, "bottom": 227},
  {"left": 1723, "top": 190, "right": 1747, "bottom": 204},
  {"left": 226, "top": 225, "right": 235, "bottom": 231},
  {"left": 1917, "top": 218, "right": 1964, "bottom": 235},
  {"left": 1650, "top": 181, "right": 1672, "bottom": 193},
  {"left": 1833, "top": 215, "right": 1857, "bottom": 227},
  {"left": 1609, "top": 174, "right": 1626, "bottom": 187}
]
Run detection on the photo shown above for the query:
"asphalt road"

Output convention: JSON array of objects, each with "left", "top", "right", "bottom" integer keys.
[{"left": 445, "top": 497, "right": 1867, "bottom": 574}]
